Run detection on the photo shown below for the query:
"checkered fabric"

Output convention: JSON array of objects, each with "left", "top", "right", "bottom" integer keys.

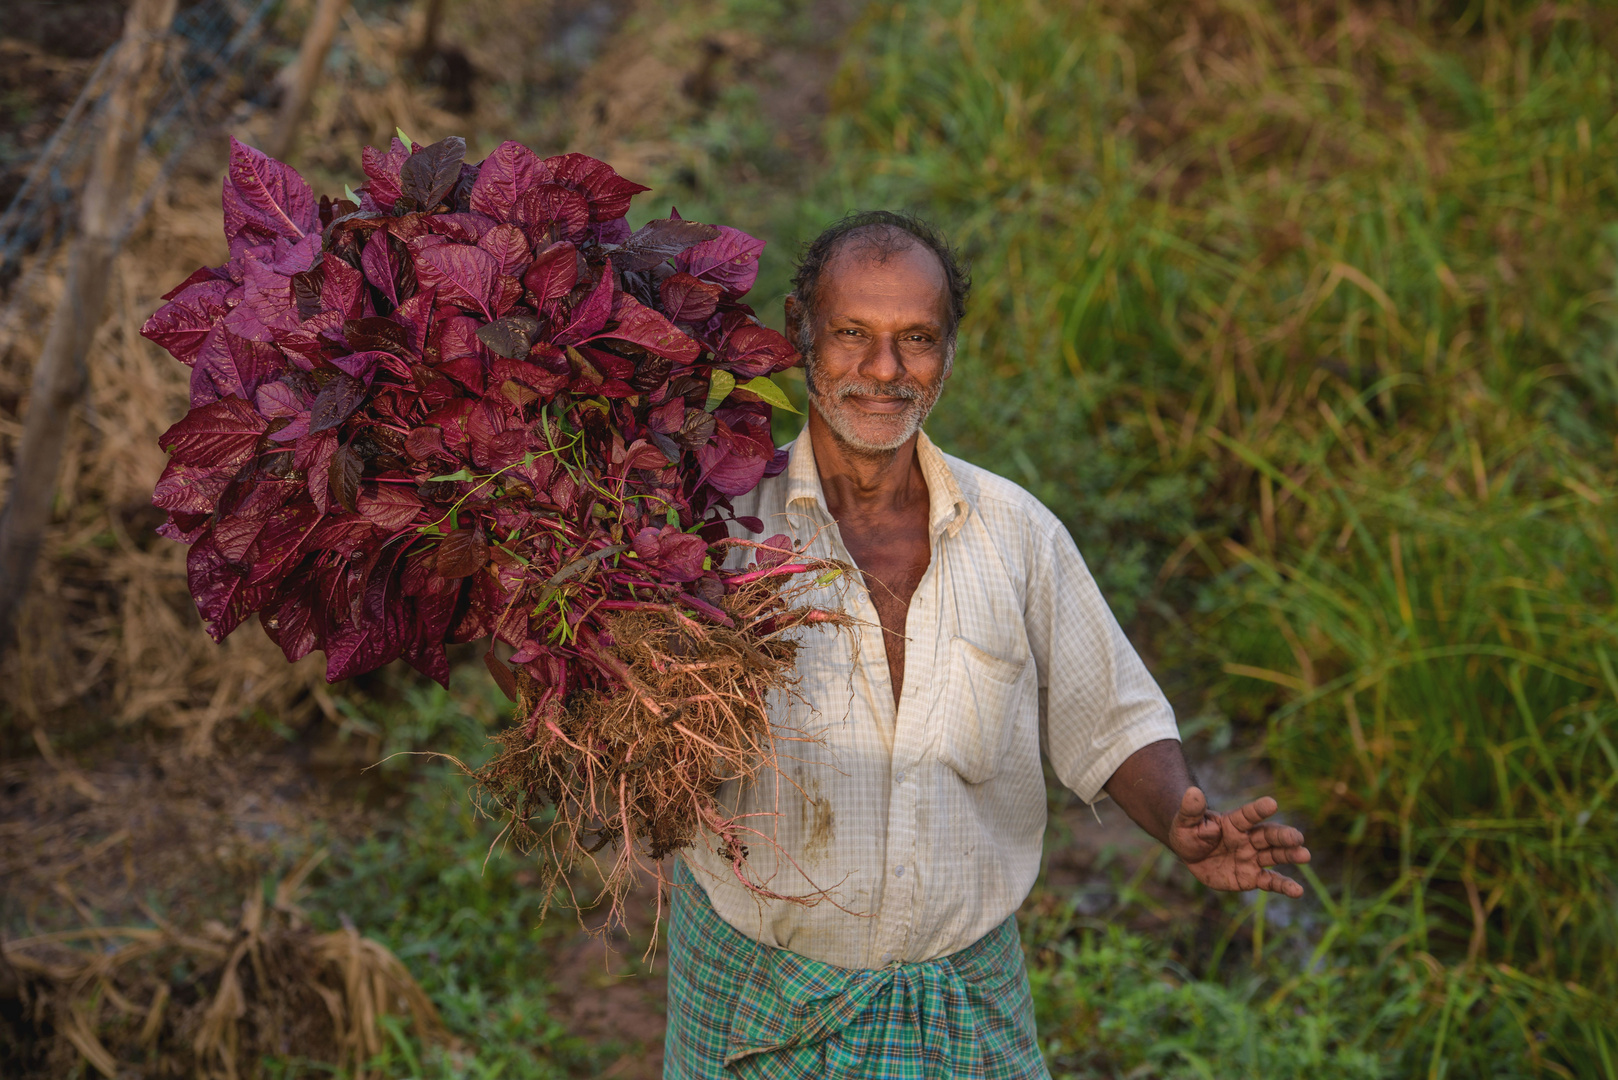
[
  {"left": 685, "top": 429, "right": 1181, "bottom": 968},
  {"left": 663, "top": 860, "right": 1051, "bottom": 1080}
]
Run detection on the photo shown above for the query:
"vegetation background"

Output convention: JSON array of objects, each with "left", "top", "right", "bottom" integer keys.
[{"left": 1, "top": 0, "right": 1614, "bottom": 1077}]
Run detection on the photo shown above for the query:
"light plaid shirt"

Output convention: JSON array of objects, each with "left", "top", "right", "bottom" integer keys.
[{"left": 685, "top": 429, "right": 1180, "bottom": 969}]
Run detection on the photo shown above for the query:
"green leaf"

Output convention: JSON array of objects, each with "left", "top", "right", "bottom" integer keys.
[
  {"left": 705, "top": 369, "right": 736, "bottom": 412},
  {"left": 666, "top": 507, "right": 680, "bottom": 528},
  {"left": 343, "top": 184, "right": 359, "bottom": 204},
  {"left": 396, "top": 126, "right": 414, "bottom": 150},
  {"left": 815, "top": 567, "right": 845, "bottom": 586},
  {"left": 429, "top": 468, "right": 475, "bottom": 482},
  {"left": 736, "top": 375, "right": 801, "bottom": 413}
]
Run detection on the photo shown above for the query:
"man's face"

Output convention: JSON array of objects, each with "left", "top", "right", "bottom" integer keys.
[{"left": 795, "top": 239, "right": 952, "bottom": 455}]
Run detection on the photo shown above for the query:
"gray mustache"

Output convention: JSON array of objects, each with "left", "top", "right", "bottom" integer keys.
[{"left": 829, "top": 381, "right": 923, "bottom": 403}]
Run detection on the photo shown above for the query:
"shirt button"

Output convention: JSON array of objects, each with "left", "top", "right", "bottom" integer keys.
[
  {"left": 881, "top": 953, "right": 893, "bottom": 964},
  {"left": 894, "top": 770, "right": 905, "bottom": 783},
  {"left": 894, "top": 865, "right": 905, "bottom": 878}
]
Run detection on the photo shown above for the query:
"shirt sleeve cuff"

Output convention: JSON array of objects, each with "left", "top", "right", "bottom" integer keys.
[{"left": 1067, "top": 713, "right": 1182, "bottom": 805}]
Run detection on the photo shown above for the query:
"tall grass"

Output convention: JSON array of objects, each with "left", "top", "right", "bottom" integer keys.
[{"left": 814, "top": 0, "right": 1618, "bottom": 1074}]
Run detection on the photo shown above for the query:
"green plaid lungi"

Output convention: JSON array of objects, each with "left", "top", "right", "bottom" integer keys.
[{"left": 663, "top": 860, "right": 1050, "bottom": 1079}]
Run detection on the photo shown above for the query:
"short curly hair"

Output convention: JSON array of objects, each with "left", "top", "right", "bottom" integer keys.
[{"left": 788, "top": 210, "right": 971, "bottom": 360}]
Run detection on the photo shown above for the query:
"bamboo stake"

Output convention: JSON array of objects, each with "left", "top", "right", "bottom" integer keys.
[
  {"left": 265, "top": 0, "right": 351, "bottom": 162},
  {"left": 0, "top": 0, "right": 177, "bottom": 654}
]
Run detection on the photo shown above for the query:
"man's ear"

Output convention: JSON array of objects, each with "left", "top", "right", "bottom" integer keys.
[{"left": 783, "top": 294, "right": 803, "bottom": 349}]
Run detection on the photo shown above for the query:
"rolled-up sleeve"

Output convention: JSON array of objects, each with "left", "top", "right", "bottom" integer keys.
[{"left": 1024, "top": 516, "right": 1181, "bottom": 803}]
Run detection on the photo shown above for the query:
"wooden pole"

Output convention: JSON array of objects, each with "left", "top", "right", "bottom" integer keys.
[
  {"left": 415, "top": 0, "right": 449, "bottom": 70},
  {"left": 0, "top": 0, "right": 178, "bottom": 654},
  {"left": 265, "top": 0, "right": 350, "bottom": 162}
]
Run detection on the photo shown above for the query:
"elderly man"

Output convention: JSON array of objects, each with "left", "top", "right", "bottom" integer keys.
[{"left": 664, "top": 212, "right": 1310, "bottom": 1079}]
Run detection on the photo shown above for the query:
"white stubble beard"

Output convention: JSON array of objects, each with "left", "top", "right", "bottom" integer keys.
[{"left": 803, "top": 346, "right": 950, "bottom": 455}]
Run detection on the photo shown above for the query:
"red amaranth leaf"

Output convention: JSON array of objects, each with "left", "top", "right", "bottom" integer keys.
[
  {"left": 612, "top": 218, "right": 718, "bottom": 272},
  {"left": 159, "top": 396, "right": 269, "bottom": 467},
  {"left": 142, "top": 280, "right": 233, "bottom": 365},
  {"left": 588, "top": 292, "right": 699, "bottom": 363},
  {"left": 188, "top": 532, "right": 260, "bottom": 641},
  {"left": 361, "top": 138, "right": 411, "bottom": 210},
  {"left": 357, "top": 485, "right": 424, "bottom": 529},
  {"left": 543, "top": 152, "right": 650, "bottom": 221},
  {"left": 329, "top": 443, "right": 363, "bottom": 512},
  {"left": 153, "top": 460, "right": 236, "bottom": 514},
  {"left": 309, "top": 373, "right": 366, "bottom": 432},
  {"left": 419, "top": 242, "right": 499, "bottom": 318},
  {"left": 399, "top": 136, "right": 467, "bottom": 210},
  {"left": 223, "top": 138, "right": 317, "bottom": 245},
  {"left": 676, "top": 225, "right": 765, "bottom": 297},
  {"left": 436, "top": 528, "right": 489, "bottom": 577},
  {"left": 551, "top": 264, "right": 614, "bottom": 345},
  {"left": 521, "top": 240, "right": 578, "bottom": 303},
  {"left": 659, "top": 272, "right": 721, "bottom": 324},
  {"left": 514, "top": 184, "right": 590, "bottom": 244},
  {"left": 477, "top": 223, "right": 530, "bottom": 275},
  {"left": 469, "top": 141, "right": 549, "bottom": 220},
  {"left": 717, "top": 313, "right": 799, "bottom": 376}
]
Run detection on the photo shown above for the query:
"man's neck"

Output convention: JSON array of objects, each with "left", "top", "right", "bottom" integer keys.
[{"left": 806, "top": 405, "right": 928, "bottom": 520}]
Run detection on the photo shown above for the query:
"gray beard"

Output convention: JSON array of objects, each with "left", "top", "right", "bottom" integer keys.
[{"left": 804, "top": 350, "right": 945, "bottom": 454}]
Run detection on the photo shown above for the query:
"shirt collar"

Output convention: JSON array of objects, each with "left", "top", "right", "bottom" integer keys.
[{"left": 784, "top": 427, "right": 971, "bottom": 538}]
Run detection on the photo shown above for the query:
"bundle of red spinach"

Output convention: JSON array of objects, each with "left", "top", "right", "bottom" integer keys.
[{"left": 143, "top": 136, "right": 847, "bottom": 916}]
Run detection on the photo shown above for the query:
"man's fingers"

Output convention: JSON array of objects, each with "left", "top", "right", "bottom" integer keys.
[
  {"left": 1228, "top": 796, "right": 1280, "bottom": 832},
  {"left": 1249, "top": 823, "right": 1305, "bottom": 850},
  {"left": 1258, "top": 845, "right": 1311, "bottom": 868},
  {"left": 1257, "top": 870, "right": 1305, "bottom": 899}
]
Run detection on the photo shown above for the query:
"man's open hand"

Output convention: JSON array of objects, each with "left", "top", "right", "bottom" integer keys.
[{"left": 1168, "top": 787, "right": 1310, "bottom": 898}]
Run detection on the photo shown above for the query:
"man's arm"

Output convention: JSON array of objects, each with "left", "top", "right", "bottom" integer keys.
[{"left": 1103, "top": 739, "right": 1311, "bottom": 898}]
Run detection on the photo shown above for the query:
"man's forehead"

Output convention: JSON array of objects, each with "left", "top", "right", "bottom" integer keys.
[{"left": 819, "top": 233, "right": 949, "bottom": 309}]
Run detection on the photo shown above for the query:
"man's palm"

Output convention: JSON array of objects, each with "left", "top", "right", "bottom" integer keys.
[{"left": 1169, "top": 787, "right": 1310, "bottom": 898}]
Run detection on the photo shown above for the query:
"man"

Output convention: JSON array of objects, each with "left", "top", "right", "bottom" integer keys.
[{"left": 665, "top": 212, "right": 1310, "bottom": 1079}]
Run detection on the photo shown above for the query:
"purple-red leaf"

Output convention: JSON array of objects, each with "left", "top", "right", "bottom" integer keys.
[
  {"left": 310, "top": 373, "right": 365, "bottom": 433},
  {"left": 543, "top": 152, "right": 650, "bottom": 221},
  {"left": 142, "top": 280, "right": 233, "bottom": 365},
  {"left": 521, "top": 240, "right": 578, "bottom": 303},
  {"left": 436, "top": 528, "right": 489, "bottom": 578},
  {"left": 223, "top": 137, "right": 317, "bottom": 244},
  {"left": 477, "top": 223, "right": 530, "bottom": 275},
  {"left": 469, "top": 141, "right": 549, "bottom": 220},
  {"left": 676, "top": 225, "right": 765, "bottom": 297},
  {"left": 153, "top": 459, "right": 236, "bottom": 514},
  {"left": 513, "top": 184, "right": 590, "bottom": 244},
  {"left": 658, "top": 272, "right": 722, "bottom": 324},
  {"left": 588, "top": 292, "right": 699, "bottom": 362},
  {"left": 613, "top": 218, "right": 719, "bottom": 272},
  {"left": 419, "top": 242, "right": 499, "bottom": 317},
  {"left": 361, "top": 139, "right": 411, "bottom": 210},
  {"left": 631, "top": 525, "right": 707, "bottom": 583},
  {"left": 399, "top": 136, "right": 467, "bottom": 210},
  {"left": 356, "top": 485, "right": 424, "bottom": 529},
  {"left": 552, "top": 263, "right": 615, "bottom": 345},
  {"left": 329, "top": 443, "right": 364, "bottom": 512},
  {"left": 160, "top": 396, "right": 269, "bottom": 467},
  {"left": 476, "top": 313, "right": 541, "bottom": 359}
]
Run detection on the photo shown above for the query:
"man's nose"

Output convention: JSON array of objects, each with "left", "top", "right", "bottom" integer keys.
[{"left": 860, "top": 332, "right": 904, "bottom": 380}]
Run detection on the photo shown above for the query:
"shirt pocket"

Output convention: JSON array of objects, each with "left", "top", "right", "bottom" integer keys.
[{"left": 934, "top": 635, "right": 1029, "bottom": 784}]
